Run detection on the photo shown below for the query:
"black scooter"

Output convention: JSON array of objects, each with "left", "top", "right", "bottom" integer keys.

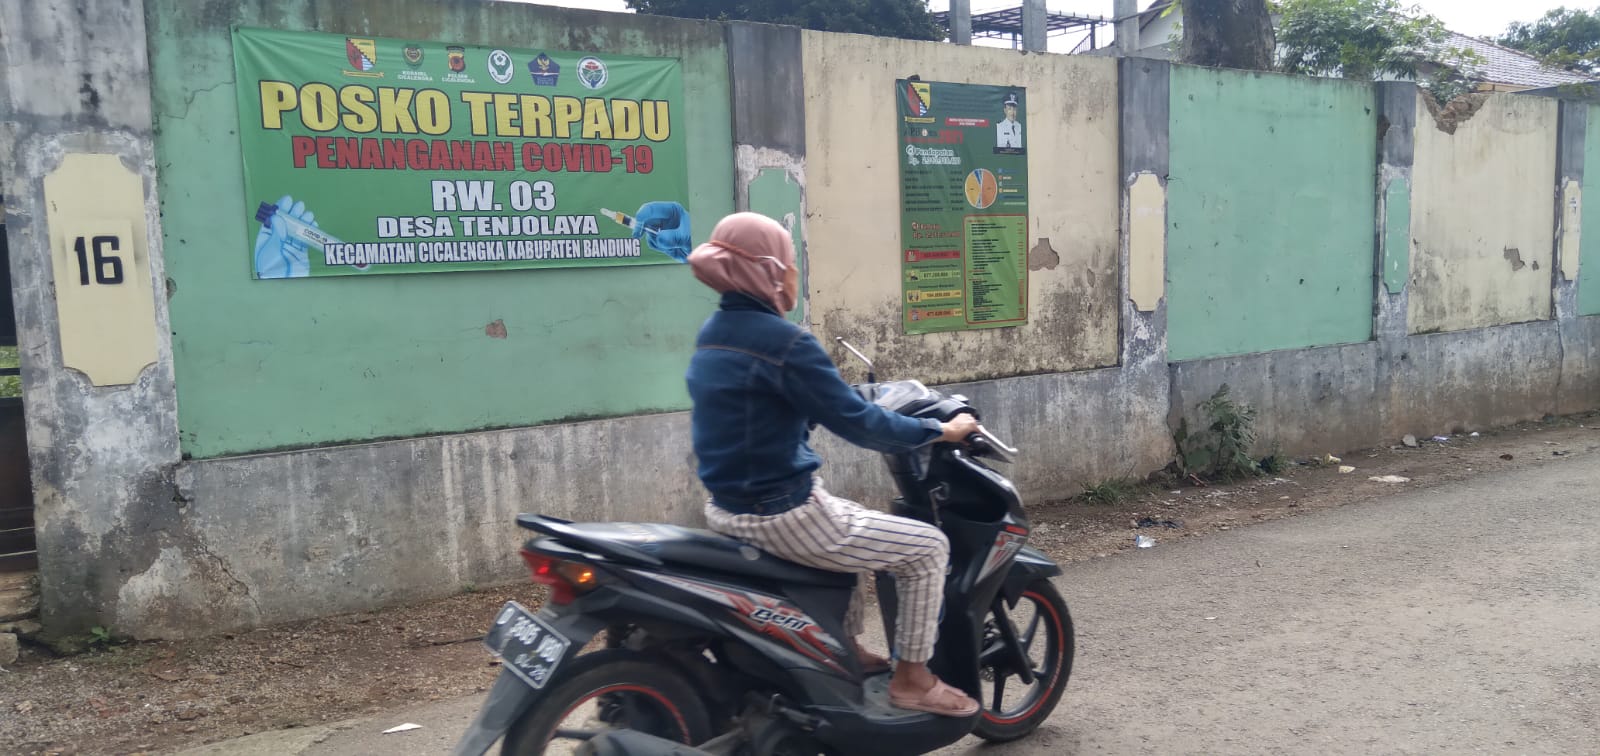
[{"left": 454, "top": 343, "right": 1074, "bottom": 756}]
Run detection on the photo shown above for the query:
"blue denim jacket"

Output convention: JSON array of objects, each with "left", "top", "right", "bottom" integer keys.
[{"left": 687, "top": 293, "right": 942, "bottom": 514}]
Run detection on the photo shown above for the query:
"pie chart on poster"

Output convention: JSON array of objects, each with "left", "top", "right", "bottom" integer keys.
[{"left": 965, "top": 169, "right": 999, "bottom": 209}]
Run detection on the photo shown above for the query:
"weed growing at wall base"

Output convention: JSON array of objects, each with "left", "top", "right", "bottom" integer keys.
[
  {"left": 1079, "top": 479, "right": 1137, "bottom": 505},
  {"left": 1174, "top": 384, "right": 1270, "bottom": 482}
]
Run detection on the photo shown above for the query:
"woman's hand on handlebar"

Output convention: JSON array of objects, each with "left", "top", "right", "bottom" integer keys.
[{"left": 938, "top": 414, "right": 979, "bottom": 443}]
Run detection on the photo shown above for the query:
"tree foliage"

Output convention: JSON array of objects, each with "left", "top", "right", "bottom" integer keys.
[
  {"left": 624, "top": 0, "right": 941, "bottom": 41},
  {"left": 1272, "top": 0, "right": 1480, "bottom": 102},
  {"left": 1275, "top": 0, "right": 1449, "bottom": 79},
  {"left": 1166, "top": 0, "right": 1477, "bottom": 99},
  {"left": 1499, "top": 6, "right": 1600, "bottom": 75}
]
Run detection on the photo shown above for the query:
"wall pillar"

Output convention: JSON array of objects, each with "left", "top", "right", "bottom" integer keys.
[
  {"left": 1119, "top": 58, "right": 1175, "bottom": 451},
  {"left": 1554, "top": 100, "right": 1599, "bottom": 413},
  {"left": 727, "top": 22, "right": 809, "bottom": 323},
  {"left": 1374, "top": 84, "right": 1415, "bottom": 339},
  {"left": 0, "top": 0, "right": 191, "bottom": 635},
  {"left": 1373, "top": 83, "right": 1416, "bottom": 438}
]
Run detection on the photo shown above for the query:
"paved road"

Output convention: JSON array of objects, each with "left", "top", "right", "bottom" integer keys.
[{"left": 180, "top": 455, "right": 1600, "bottom": 755}]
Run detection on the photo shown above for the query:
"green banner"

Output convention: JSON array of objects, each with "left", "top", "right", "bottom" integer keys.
[
  {"left": 896, "top": 80, "right": 1029, "bottom": 334},
  {"left": 232, "top": 28, "right": 691, "bottom": 278}
]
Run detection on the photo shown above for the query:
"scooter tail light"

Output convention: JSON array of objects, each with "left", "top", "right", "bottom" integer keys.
[{"left": 520, "top": 549, "right": 600, "bottom": 605}]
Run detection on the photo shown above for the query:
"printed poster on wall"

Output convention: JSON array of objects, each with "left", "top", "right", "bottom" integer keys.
[
  {"left": 232, "top": 28, "right": 691, "bottom": 278},
  {"left": 896, "top": 80, "right": 1029, "bottom": 334}
]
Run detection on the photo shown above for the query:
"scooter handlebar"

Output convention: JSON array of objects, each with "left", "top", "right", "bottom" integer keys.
[{"left": 965, "top": 426, "right": 1019, "bottom": 463}]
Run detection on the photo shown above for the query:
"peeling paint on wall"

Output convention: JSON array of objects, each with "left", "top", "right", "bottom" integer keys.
[
  {"left": 1128, "top": 172, "right": 1165, "bottom": 312},
  {"left": 1503, "top": 247, "right": 1527, "bottom": 272},
  {"left": 1027, "top": 238, "right": 1060, "bottom": 271},
  {"left": 1409, "top": 93, "right": 1557, "bottom": 334},
  {"left": 1422, "top": 93, "right": 1488, "bottom": 136},
  {"left": 745, "top": 163, "right": 806, "bottom": 323}
]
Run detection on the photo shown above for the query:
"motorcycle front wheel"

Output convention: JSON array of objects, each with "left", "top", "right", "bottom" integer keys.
[
  {"left": 973, "top": 580, "right": 1074, "bottom": 742},
  {"left": 500, "top": 649, "right": 712, "bottom": 755}
]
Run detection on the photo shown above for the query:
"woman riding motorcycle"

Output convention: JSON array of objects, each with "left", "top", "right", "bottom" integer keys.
[{"left": 684, "top": 212, "right": 980, "bottom": 717}]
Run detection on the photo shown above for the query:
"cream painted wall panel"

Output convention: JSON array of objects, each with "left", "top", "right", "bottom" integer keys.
[
  {"left": 1128, "top": 172, "right": 1165, "bottom": 313},
  {"left": 802, "top": 32, "right": 1119, "bottom": 382},
  {"left": 1409, "top": 94, "right": 1557, "bottom": 333}
]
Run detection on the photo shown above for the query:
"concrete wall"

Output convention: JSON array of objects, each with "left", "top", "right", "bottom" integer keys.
[
  {"left": 1409, "top": 93, "right": 1559, "bottom": 333},
  {"left": 1165, "top": 68, "right": 1377, "bottom": 362},
  {"left": 800, "top": 31, "right": 1121, "bottom": 382},
  {"left": 1172, "top": 85, "right": 1598, "bottom": 457},
  {"left": 8, "top": 0, "right": 1599, "bottom": 639},
  {"left": 146, "top": 0, "right": 735, "bottom": 459}
]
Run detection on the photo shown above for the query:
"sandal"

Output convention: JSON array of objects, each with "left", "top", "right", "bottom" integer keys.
[{"left": 888, "top": 679, "right": 980, "bottom": 717}]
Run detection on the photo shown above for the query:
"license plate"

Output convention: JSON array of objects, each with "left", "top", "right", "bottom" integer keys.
[{"left": 484, "top": 601, "right": 571, "bottom": 690}]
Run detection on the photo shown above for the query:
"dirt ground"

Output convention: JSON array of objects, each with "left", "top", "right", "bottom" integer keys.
[{"left": 4, "top": 413, "right": 1598, "bottom": 756}]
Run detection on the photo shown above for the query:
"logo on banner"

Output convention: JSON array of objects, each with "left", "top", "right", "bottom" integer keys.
[
  {"left": 488, "top": 49, "right": 516, "bottom": 84},
  {"left": 344, "top": 38, "right": 381, "bottom": 77},
  {"left": 529, "top": 53, "right": 561, "bottom": 86},
  {"left": 447, "top": 46, "right": 466, "bottom": 72},
  {"left": 398, "top": 44, "right": 432, "bottom": 81},
  {"left": 904, "top": 81, "right": 932, "bottom": 117},
  {"left": 577, "top": 57, "right": 608, "bottom": 90}
]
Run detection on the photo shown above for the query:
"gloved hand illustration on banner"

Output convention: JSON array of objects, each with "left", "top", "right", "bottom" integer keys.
[
  {"left": 630, "top": 201, "right": 693, "bottom": 262},
  {"left": 254, "top": 195, "right": 316, "bottom": 279}
]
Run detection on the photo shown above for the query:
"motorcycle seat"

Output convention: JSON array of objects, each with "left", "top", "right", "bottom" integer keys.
[{"left": 543, "top": 520, "right": 857, "bottom": 588}]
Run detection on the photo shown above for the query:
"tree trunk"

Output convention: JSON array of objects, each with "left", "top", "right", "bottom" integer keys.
[{"left": 1182, "top": 0, "right": 1275, "bottom": 70}]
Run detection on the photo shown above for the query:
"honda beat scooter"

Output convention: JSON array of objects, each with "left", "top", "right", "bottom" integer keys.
[{"left": 454, "top": 343, "right": 1074, "bottom": 756}]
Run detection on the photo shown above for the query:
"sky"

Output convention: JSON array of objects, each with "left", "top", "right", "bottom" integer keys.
[{"left": 508, "top": 0, "right": 1573, "bottom": 40}]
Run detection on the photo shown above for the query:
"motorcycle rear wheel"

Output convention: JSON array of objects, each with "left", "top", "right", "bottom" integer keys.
[
  {"left": 973, "top": 580, "right": 1074, "bottom": 742},
  {"left": 501, "top": 649, "right": 712, "bottom": 755}
]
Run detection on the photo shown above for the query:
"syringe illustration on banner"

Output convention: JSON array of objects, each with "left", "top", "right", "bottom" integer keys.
[
  {"left": 601, "top": 201, "right": 693, "bottom": 262},
  {"left": 257, "top": 201, "right": 344, "bottom": 248},
  {"left": 600, "top": 207, "right": 661, "bottom": 243},
  {"left": 254, "top": 198, "right": 349, "bottom": 278}
]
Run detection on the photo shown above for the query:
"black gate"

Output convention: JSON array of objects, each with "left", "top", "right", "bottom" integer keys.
[{"left": 0, "top": 204, "right": 34, "bottom": 573}]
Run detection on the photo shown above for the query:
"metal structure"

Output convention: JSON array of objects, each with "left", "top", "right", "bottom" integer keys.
[{"left": 933, "top": 5, "right": 1113, "bottom": 51}]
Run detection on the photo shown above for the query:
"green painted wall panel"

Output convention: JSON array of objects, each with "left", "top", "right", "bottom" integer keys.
[
  {"left": 747, "top": 168, "right": 805, "bottom": 323},
  {"left": 1581, "top": 107, "right": 1600, "bottom": 317},
  {"left": 1382, "top": 179, "right": 1411, "bottom": 294},
  {"left": 1166, "top": 68, "right": 1377, "bottom": 361},
  {"left": 145, "top": 1, "right": 734, "bottom": 457}
]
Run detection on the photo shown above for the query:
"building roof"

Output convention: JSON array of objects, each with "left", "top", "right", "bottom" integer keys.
[{"left": 1439, "top": 32, "right": 1594, "bottom": 89}]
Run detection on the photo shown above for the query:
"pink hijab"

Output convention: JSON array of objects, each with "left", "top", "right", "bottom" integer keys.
[{"left": 688, "top": 213, "right": 796, "bottom": 313}]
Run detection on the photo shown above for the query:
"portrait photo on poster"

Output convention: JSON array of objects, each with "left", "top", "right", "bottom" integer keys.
[{"left": 994, "top": 91, "right": 1025, "bottom": 156}]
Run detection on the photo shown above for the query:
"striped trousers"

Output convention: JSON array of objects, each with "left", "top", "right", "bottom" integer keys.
[{"left": 705, "top": 484, "right": 950, "bottom": 663}]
